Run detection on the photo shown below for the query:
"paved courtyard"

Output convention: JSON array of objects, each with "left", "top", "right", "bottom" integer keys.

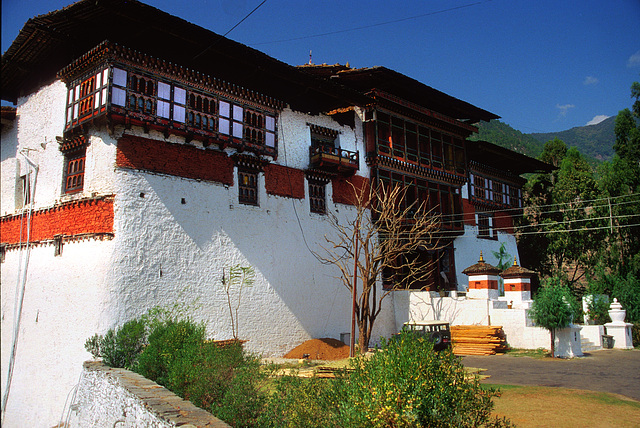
[{"left": 462, "top": 349, "right": 640, "bottom": 401}]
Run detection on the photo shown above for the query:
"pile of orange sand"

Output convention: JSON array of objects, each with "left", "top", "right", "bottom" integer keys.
[{"left": 283, "top": 338, "right": 350, "bottom": 360}]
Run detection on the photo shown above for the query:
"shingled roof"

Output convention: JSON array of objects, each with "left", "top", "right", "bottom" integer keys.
[
  {"left": 299, "top": 64, "right": 499, "bottom": 125},
  {"left": 1, "top": 0, "right": 368, "bottom": 113},
  {"left": 461, "top": 252, "right": 501, "bottom": 276},
  {"left": 499, "top": 257, "right": 537, "bottom": 278}
]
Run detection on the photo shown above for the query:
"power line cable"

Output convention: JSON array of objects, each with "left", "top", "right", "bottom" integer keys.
[
  {"left": 250, "top": 0, "right": 493, "bottom": 46},
  {"left": 194, "top": 0, "right": 268, "bottom": 60}
]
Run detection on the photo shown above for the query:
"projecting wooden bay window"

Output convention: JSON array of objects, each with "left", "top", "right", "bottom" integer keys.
[
  {"left": 66, "top": 67, "right": 109, "bottom": 129},
  {"left": 107, "top": 66, "right": 277, "bottom": 155},
  {"left": 374, "top": 111, "right": 465, "bottom": 175},
  {"left": 469, "top": 172, "right": 522, "bottom": 209}
]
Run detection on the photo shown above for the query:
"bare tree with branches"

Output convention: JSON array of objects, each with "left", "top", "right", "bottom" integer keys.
[{"left": 319, "top": 180, "right": 443, "bottom": 351}]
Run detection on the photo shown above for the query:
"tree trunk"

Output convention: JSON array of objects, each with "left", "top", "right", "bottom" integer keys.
[
  {"left": 358, "top": 324, "right": 369, "bottom": 353},
  {"left": 550, "top": 328, "right": 556, "bottom": 358}
]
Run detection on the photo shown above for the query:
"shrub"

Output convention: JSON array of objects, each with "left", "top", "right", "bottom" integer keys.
[
  {"left": 134, "top": 318, "right": 205, "bottom": 386},
  {"left": 84, "top": 319, "right": 146, "bottom": 368},
  {"left": 133, "top": 318, "right": 266, "bottom": 427},
  {"left": 260, "top": 332, "right": 511, "bottom": 428},
  {"left": 338, "top": 333, "right": 509, "bottom": 428},
  {"left": 586, "top": 295, "right": 611, "bottom": 325},
  {"left": 213, "top": 354, "right": 268, "bottom": 428},
  {"left": 257, "top": 375, "right": 340, "bottom": 428}
]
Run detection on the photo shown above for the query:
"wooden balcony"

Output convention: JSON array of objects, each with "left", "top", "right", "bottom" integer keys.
[{"left": 309, "top": 145, "right": 359, "bottom": 175}]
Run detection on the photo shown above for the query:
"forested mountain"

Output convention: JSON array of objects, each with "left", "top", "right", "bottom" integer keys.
[
  {"left": 470, "top": 117, "right": 617, "bottom": 163},
  {"left": 528, "top": 116, "right": 616, "bottom": 161},
  {"left": 468, "top": 120, "right": 545, "bottom": 158}
]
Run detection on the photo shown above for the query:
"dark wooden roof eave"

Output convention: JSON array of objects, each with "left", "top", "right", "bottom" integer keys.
[
  {"left": 467, "top": 140, "right": 556, "bottom": 175},
  {"left": 325, "top": 66, "right": 500, "bottom": 124},
  {"left": 1, "top": 0, "right": 368, "bottom": 113}
]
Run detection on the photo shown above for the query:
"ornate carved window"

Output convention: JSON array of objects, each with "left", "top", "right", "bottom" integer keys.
[
  {"left": 238, "top": 169, "right": 259, "bottom": 206},
  {"left": 63, "top": 149, "right": 86, "bottom": 194},
  {"left": 309, "top": 180, "right": 327, "bottom": 214},
  {"left": 66, "top": 67, "right": 109, "bottom": 129},
  {"left": 60, "top": 135, "right": 88, "bottom": 194},
  {"left": 470, "top": 172, "right": 522, "bottom": 209}
]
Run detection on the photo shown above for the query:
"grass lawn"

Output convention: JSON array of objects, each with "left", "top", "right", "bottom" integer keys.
[{"left": 486, "top": 384, "right": 640, "bottom": 427}]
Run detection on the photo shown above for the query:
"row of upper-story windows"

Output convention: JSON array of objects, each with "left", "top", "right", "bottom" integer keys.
[
  {"left": 65, "top": 66, "right": 277, "bottom": 153},
  {"left": 377, "top": 169, "right": 463, "bottom": 231},
  {"left": 373, "top": 111, "right": 466, "bottom": 175},
  {"left": 470, "top": 172, "right": 522, "bottom": 209}
]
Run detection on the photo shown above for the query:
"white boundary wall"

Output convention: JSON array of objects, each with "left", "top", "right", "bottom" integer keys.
[{"left": 391, "top": 290, "right": 550, "bottom": 350}]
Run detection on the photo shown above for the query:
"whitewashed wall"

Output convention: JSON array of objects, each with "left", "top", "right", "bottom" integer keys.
[
  {"left": 0, "top": 79, "right": 393, "bottom": 427},
  {"left": 105, "top": 106, "right": 384, "bottom": 357},
  {"left": 0, "top": 82, "right": 117, "bottom": 216},
  {"left": 1, "top": 241, "right": 116, "bottom": 428},
  {"left": 1, "top": 81, "right": 122, "bottom": 428}
]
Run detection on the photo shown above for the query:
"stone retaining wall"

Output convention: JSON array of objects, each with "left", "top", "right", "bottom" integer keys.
[{"left": 67, "top": 361, "right": 230, "bottom": 428}]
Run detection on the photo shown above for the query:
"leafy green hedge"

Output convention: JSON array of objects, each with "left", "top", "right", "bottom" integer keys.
[
  {"left": 87, "top": 318, "right": 510, "bottom": 427},
  {"left": 259, "top": 332, "right": 512, "bottom": 428}
]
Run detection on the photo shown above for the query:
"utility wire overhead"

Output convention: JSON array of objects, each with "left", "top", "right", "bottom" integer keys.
[{"left": 251, "top": 0, "right": 493, "bottom": 46}]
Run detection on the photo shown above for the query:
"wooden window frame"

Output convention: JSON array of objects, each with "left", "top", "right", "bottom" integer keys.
[
  {"left": 63, "top": 147, "right": 86, "bottom": 194},
  {"left": 309, "top": 180, "right": 327, "bottom": 214},
  {"left": 238, "top": 168, "right": 259, "bottom": 206},
  {"left": 477, "top": 212, "right": 495, "bottom": 239}
]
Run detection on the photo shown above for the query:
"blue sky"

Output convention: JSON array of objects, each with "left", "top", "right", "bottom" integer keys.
[{"left": 2, "top": 0, "right": 639, "bottom": 133}]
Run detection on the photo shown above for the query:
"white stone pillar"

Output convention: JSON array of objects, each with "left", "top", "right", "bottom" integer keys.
[{"left": 604, "top": 298, "right": 634, "bottom": 349}]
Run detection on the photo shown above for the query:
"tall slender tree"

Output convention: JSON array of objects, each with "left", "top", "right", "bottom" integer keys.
[{"left": 319, "top": 182, "right": 442, "bottom": 351}]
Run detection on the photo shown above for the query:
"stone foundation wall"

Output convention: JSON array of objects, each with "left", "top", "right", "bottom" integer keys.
[{"left": 67, "top": 361, "right": 230, "bottom": 428}]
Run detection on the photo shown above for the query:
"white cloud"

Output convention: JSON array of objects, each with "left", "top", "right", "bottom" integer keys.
[
  {"left": 556, "top": 104, "right": 575, "bottom": 117},
  {"left": 586, "top": 115, "right": 610, "bottom": 126},
  {"left": 628, "top": 50, "right": 640, "bottom": 68},
  {"left": 583, "top": 76, "right": 598, "bottom": 85}
]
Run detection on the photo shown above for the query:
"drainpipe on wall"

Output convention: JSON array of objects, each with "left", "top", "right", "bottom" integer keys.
[{"left": 1, "top": 150, "right": 39, "bottom": 425}]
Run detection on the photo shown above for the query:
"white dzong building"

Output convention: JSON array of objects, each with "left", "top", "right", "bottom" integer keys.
[{"left": 1, "top": 1, "right": 552, "bottom": 426}]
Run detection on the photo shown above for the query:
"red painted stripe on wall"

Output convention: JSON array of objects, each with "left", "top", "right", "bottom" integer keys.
[
  {"left": 332, "top": 175, "right": 370, "bottom": 206},
  {"left": 264, "top": 164, "right": 305, "bottom": 199},
  {"left": 1, "top": 197, "right": 114, "bottom": 245},
  {"left": 116, "top": 135, "right": 234, "bottom": 185}
]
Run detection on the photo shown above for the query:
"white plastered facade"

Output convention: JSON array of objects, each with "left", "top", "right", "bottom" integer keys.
[{"left": 1, "top": 81, "right": 398, "bottom": 427}]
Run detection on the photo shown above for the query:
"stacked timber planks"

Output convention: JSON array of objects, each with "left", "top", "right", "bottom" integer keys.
[{"left": 450, "top": 325, "right": 508, "bottom": 356}]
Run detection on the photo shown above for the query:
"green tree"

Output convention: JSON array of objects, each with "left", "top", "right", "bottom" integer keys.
[
  {"left": 519, "top": 140, "right": 602, "bottom": 287},
  {"left": 595, "top": 81, "right": 640, "bottom": 278},
  {"left": 529, "top": 277, "right": 580, "bottom": 357},
  {"left": 540, "top": 137, "right": 568, "bottom": 168}
]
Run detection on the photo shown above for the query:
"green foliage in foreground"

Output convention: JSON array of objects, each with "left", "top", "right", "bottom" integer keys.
[
  {"left": 85, "top": 312, "right": 268, "bottom": 427},
  {"left": 259, "top": 332, "right": 512, "bottom": 428},
  {"left": 84, "top": 319, "right": 146, "bottom": 368},
  {"left": 87, "top": 318, "right": 511, "bottom": 427}
]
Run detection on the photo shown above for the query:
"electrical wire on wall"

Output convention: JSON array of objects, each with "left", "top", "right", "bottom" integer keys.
[
  {"left": 2, "top": 150, "right": 39, "bottom": 424},
  {"left": 276, "top": 114, "right": 348, "bottom": 336}
]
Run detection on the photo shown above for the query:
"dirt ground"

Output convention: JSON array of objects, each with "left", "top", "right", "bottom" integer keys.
[{"left": 462, "top": 348, "right": 640, "bottom": 401}]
